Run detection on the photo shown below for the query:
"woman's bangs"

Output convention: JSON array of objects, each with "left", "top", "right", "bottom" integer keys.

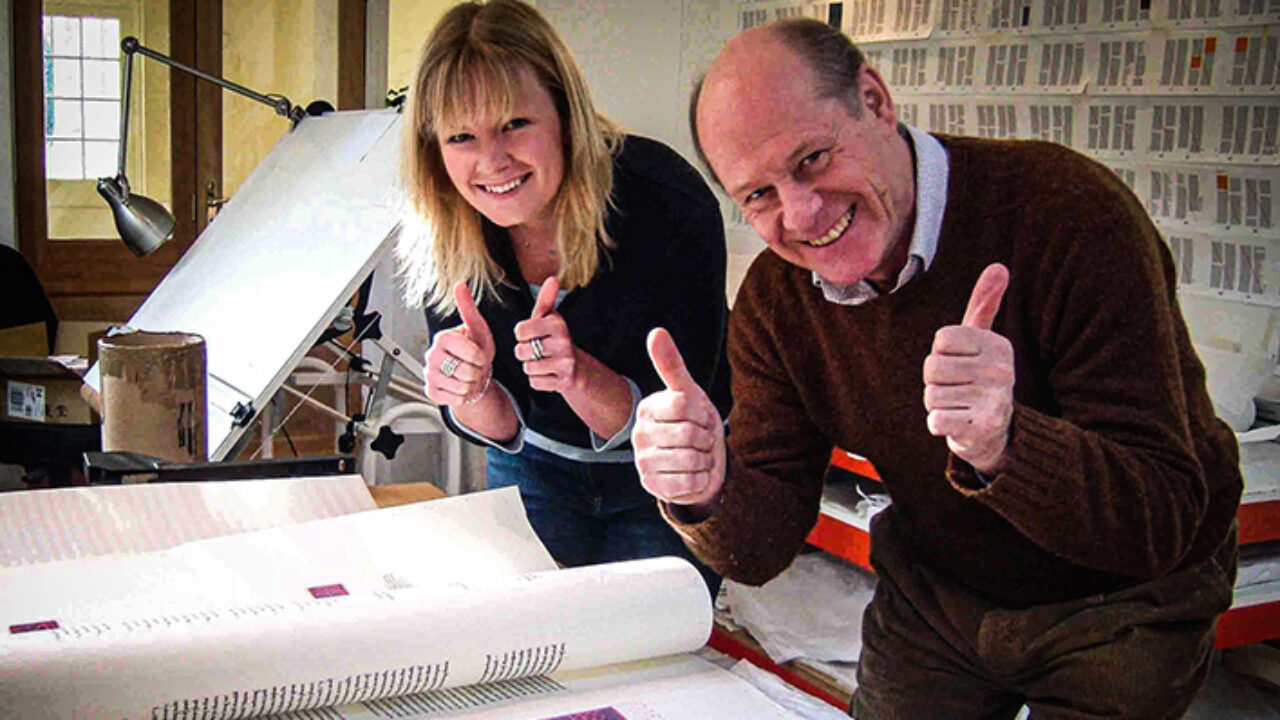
[{"left": 430, "top": 50, "right": 522, "bottom": 133}]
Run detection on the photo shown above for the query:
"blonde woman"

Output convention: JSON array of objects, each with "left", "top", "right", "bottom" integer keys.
[{"left": 399, "top": 0, "right": 728, "bottom": 596}]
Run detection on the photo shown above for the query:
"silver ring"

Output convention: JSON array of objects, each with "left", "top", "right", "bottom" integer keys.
[
  {"left": 530, "top": 337, "right": 545, "bottom": 361},
  {"left": 440, "top": 356, "right": 460, "bottom": 378}
]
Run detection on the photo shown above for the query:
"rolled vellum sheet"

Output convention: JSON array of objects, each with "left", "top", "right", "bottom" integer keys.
[{"left": 0, "top": 556, "right": 712, "bottom": 720}]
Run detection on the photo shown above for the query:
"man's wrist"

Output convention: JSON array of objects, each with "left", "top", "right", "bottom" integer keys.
[{"left": 667, "top": 492, "right": 721, "bottom": 524}]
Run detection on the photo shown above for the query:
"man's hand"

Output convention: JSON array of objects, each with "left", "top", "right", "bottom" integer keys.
[
  {"left": 633, "top": 328, "right": 726, "bottom": 507},
  {"left": 923, "top": 263, "right": 1015, "bottom": 476},
  {"left": 514, "top": 277, "right": 579, "bottom": 393},
  {"left": 424, "top": 282, "right": 495, "bottom": 406}
]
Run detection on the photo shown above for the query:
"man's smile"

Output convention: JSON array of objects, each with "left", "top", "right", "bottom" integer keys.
[{"left": 804, "top": 204, "right": 855, "bottom": 247}]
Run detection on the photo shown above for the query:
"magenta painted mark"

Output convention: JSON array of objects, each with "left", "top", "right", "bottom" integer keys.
[
  {"left": 540, "top": 708, "right": 626, "bottom": 720},
  {"left": 10, "top": 620, "right": 59, "bottom": 634},
  {"left": 308, "top": 584, "right": 349, "bottom": 599}
]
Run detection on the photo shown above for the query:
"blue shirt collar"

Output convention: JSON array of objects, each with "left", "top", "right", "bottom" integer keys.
[{"left": 813, "top": 124, "right": 950, "bottom": 306}]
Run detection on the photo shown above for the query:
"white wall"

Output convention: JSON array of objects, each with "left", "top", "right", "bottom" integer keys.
[
  {"left": 851, "top": 0, "right": 1279, "bottom": 424},
  {"left": 1, "top": 0, "right": 17, "bottom": 250},
  {"left": 536, "top": 0, "right": 766, "bottom": 301}
]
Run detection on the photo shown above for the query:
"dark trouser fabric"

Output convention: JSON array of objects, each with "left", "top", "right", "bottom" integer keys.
[{"left": 852, "top": 512, "right": 1236, "bottom": 720}]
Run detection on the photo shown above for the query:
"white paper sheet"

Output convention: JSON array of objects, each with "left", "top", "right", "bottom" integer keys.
[
  {"left": 0, "top": 486, "right": 553, "bottom": 629},
  {"left": 730, "top": 659, "right": 851, "bottom": 720},
  {"left": 1239, "top": 425, "right": 1280, "bottom": 444},
  {"left": 724, "top": 552, "right": 877, "bottom": 665},
  {"left": 1239, "top": 551, "right": 1280, "bottom": 590},
  {"left": 0, "top": 474, "right": 375, "bottom": 567},
  {"left": 1240, "top": 437, "right": 1280, "bottom": 505},
  {"left": 818, "top": 478, "right": 890, "bottom": 533}
]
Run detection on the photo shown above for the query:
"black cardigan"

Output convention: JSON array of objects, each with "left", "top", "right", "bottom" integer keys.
[{"left": 427, "top": 135, "right": 732, "bottom": 452}]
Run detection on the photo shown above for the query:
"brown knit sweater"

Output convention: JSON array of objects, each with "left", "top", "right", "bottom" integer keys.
[{"left": 669, "top": 135, "right": 1242, "bottom": 608}]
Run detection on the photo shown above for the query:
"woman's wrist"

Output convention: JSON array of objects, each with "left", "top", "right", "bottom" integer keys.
[{"left": 461, "top": 367, "right": 493, "bottom": 405}]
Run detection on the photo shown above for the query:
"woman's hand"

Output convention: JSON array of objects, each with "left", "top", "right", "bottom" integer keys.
[
  {"left": 424, "top": 281, "right": 495, "bottom": 407},
  {"left": 513, "top": 277, "right": 578, "bottom": 394}
]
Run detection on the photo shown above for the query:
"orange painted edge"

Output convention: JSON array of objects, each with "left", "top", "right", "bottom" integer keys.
[
  {"left": 806, "top": 514, "right": 875, "bottom": 572},
  {"left": 828, "top": 448, "right": 882, "bottom": 481},
  {"left": 1239, "top": 500, "right": 1280, "bottom": 545},
  {"left": 1216, "top": 600, "right": 1280, "bottom": 649}
]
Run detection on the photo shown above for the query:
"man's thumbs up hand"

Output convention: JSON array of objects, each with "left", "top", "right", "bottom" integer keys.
[
  {"left": 650, "top": 327, "right": 700, "bottom": 393},
  {"left": 961, "top": 263, "right": 1009, "bottom": 331},
  {"left": 633, "top": 328, "right": 726, "bottom": 509},
  {"left": 923, "top": 264, "right": 1015, "bottom": 476}
]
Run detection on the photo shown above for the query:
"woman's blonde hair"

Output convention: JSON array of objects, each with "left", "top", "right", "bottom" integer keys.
[{"left": 397, "top": 0, "right": 623, "bottom": 313}]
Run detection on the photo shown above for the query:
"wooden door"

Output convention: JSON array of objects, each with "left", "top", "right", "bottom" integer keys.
[{"left": 13, "top": 0, "right": 221, "bottom": 323}]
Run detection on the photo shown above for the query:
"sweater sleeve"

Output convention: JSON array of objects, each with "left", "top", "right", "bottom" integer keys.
[
  {"left": 951, "top": 167, "right": 1233, "bottom": 580},
  {"left": 662, "top": 257, "right": 830, "bottom": 585}
]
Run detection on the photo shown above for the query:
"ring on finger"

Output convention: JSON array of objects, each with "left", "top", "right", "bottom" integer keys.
[
  {"left": 530, "top": 337, "right": 545, "bottom": 361},
  {"left": 440, "top": 356, "right": 460, "bottom": 378}
]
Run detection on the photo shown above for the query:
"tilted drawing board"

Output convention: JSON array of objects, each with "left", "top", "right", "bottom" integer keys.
[{"left": 86, "top": 108, "right": 405, "bottom": 460}]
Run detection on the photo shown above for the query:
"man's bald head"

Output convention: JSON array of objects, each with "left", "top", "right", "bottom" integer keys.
[{"left": 689, "top": 20, "right": 867, "bottom": 186}]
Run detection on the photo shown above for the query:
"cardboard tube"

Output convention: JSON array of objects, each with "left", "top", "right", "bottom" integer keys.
[{"left": 98, "top": 331, "right": 207, "bottom": 463}]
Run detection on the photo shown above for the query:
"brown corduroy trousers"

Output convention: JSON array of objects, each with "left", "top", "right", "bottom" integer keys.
[{"left": 852, "top": 514, "right": 1236, "bottom": 720}]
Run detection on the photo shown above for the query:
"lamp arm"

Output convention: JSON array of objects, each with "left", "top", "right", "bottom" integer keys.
[
  {"left": 120, "top": 36, "right": 302, "bottom": 128},
  {"left": 114, "top": 45, "right": 135, "bottom": 182},
  {"left": 99, "top": 35, "right": 304, "bottom": 257}
]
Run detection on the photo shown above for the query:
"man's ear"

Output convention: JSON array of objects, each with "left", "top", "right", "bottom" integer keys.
[{"left": 859, "top": 65, "right": 897, "bottom": 128}]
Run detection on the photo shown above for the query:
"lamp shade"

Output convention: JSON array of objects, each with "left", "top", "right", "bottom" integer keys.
[{"left": 97, "top": 175, "right": 176, "bottom": 257}]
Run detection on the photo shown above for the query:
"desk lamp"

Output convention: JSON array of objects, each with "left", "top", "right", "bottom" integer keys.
[{"left": 97, "top": 36, "right": 306, "bottom": 256}]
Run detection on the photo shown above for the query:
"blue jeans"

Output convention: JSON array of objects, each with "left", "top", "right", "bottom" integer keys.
[{"left": 486, "top": 444, "right": 721, "bottom": 599}]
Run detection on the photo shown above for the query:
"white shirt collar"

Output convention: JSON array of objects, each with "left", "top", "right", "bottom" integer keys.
[{"left": 813, "top": 125, "right": 950, "bottom": 306}]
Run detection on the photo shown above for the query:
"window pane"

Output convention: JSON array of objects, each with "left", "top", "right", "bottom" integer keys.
[
  {"left": 83, "top": 60, "right": 119, "bottom": 99},
  {"left": 102, "top": 19, "right": 121, "bottom": 58},
  {"left": 82, "top": 17, "right": 121, "bottom": 59},
  {"left": 49, "top": 99, "right": 83, "bottom": 138},
  {"left": 46, "top": 140, "right": 84, "bottom": 179},
  {"left": 50, "top": 58, "right": 81, "bottom": 97},
  {"left": 82, "top": 18, "right": 106, "bottom": 58},
  {"left": 42, "top": 12, "right": 168, "bottom": 242},
  {"left": 51, "top": 16, "right": 80, "bottom": 57},
  {"left": 84, "top": 141, "right": 118, "bottom": 178},
  {"left": 83, "top": 100, "right": 119, "bottom": 139}
]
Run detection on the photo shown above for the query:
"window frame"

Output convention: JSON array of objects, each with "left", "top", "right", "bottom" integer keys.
[{"left": 14, "top": 0, "right": 213, "bottom": 308}]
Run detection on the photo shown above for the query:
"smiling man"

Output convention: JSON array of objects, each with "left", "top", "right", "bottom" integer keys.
[{"left": 631, "top": 19, "right": 1243, "bottom": 720}]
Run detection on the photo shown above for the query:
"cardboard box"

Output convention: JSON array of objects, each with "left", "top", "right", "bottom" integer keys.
[
  {"left": 0, "top": 356, "right": 95, "bottom": 425},
  {"left": 0, "top": 322, "right": 49, "bottom": 357}
]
